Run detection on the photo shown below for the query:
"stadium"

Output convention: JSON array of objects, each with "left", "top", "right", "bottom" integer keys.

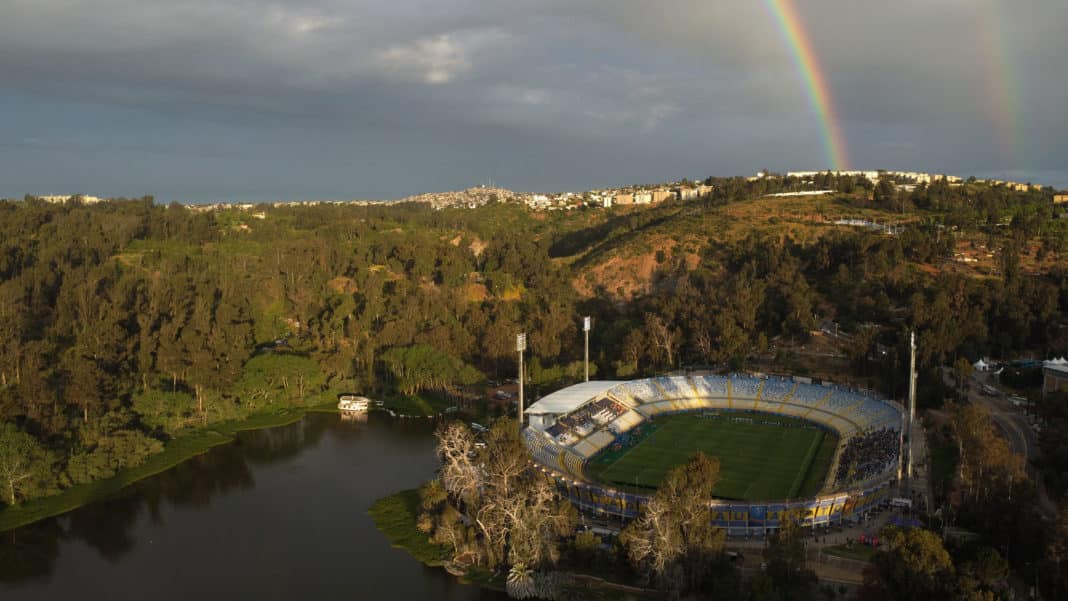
[{"left": 522, "top": 374, "right": 905, "bottom": 535}]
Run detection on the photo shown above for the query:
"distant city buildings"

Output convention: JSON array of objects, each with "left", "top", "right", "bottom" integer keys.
[
  {"left": 676, "top": 187, "right": 698, "bottom": 201},
  {"left": 15, "top": 170, "right": 1053, "bottom": 214},
  {"left": 785, "top": 170, "right": 1046, "bottom": 192},
  {"left": 786, "top": 170, "right": 964, "bottom": 184},
  {"left": 31, "top": 194, "right": 103, "bottom": 204}
]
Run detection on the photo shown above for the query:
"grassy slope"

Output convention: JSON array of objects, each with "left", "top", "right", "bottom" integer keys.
[
  {"left": 0, "top": 405, "right": 330, "bottom": 533},
  {"left": 368, "top": 490, "right": 642, "bottom": 598},
  {"left": 823, "top": 543, "right": 877, "bottom": 562},
  {"left": 381, "top": 392, "right": 455, "bottom": 417},
  {"left": 587, "top": 412, "right": 836, "bottom": 501},
  {"left": 367, "top": 489, "right": 451, "bottom": 566},
  {"left": 560, "top": 195, "right": 917, "bottom": 303}
]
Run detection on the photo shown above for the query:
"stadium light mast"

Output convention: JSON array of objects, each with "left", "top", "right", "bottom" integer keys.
[
  {"left": 517, "top": 333, "right": 527, "bottom": 432},
  {"left": 583, "top": 316, "right": 591, "bottom": 382},
  {"left": 907, "top": 330, "right": 917, "bottom": 482}
]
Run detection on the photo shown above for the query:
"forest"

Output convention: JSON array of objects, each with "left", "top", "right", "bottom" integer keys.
[{"left": 0, "top": 177, "right": 1066, "bottom": 518}]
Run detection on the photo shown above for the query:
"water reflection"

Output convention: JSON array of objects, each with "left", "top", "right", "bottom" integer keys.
[
  {"left": 1, "top": 413, "right": 500, "bottom": 601},
  {"left": 0, "top": 520, "right": 60, "bottom": 584}
]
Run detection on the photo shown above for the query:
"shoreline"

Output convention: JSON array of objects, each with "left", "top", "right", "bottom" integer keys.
[
  {"left": 0, "top": 403, "right": 338, "bottom": 533},
  {"left": 367, "top": 489, "right": 660, "bottom": 598},
  {"left": 367, "top": 489, "right": 507, "bottom": 592}
]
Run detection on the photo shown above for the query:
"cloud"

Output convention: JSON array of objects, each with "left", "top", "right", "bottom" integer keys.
[
  {"left": 1, "top": 0, "right": 1067, "bottom": 200},
  {"left": 368, "top": 28, "right": 512, "bottom": 84}
]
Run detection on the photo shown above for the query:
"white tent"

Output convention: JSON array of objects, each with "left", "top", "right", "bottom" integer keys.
[{"left": 973, "top": 359, "right": 989, "bottom": 372}]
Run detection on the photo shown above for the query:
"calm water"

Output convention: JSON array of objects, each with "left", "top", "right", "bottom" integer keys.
[{"left": 0, "top": 413, "right": 505, "bottom": 601}]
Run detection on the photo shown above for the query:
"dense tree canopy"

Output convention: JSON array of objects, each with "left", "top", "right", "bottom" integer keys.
[{"left": 1, "top": 180, "right": 1066, "bottom": 519}]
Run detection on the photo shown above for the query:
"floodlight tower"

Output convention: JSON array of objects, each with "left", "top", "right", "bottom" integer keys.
[
  {"left": 583, "top": 316, "right": 591, "bottom": 382},
  {"left": 517, "top": 333, "right": 527, "bottom": 432},
  {"left": 907, "top": 331, "right": 917, "bottom": 481}
]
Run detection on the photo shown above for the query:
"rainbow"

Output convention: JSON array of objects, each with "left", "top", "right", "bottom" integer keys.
[
  {"left": 974, "top": 0, "right": 1020, "bottom": 167},
  {"left": 763, "top": 0, "right": 849, "bottom": 171}
]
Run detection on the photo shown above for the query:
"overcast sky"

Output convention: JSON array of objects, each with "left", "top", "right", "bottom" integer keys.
[{"left": 1, "top": 0, "right": 1065, "bottom": 202}]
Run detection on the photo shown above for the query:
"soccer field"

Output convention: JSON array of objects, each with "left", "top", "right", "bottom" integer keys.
[{"left": 585, "top": 412, "right": 837, "bottom": 501}]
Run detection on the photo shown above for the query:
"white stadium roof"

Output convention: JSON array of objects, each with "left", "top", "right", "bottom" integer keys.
[{"left": 524, "top": 381, "right": 618, "bottom": 415}]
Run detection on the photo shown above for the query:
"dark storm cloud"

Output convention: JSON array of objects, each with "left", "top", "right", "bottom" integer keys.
[{"left": 1, "top": 0, "right": 1066, "bottom": 201}]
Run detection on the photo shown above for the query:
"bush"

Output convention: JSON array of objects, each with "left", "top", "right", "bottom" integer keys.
[{"left": 65, "top": 431, "right": 164, "bottom": 485}]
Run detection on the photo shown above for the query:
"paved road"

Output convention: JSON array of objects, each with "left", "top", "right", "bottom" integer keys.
[{"left": 947, "top": 370, "right": 1057, "bottom": 518}]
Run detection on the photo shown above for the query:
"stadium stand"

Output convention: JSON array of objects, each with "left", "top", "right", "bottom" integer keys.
[
  {"left": 730, "top": 375, "right": 763, "bottom": 400},
  {"left": 691, "top": 375, "right": 729, "bottom": 399},
  {"left": 760, "top": 378, "right": 795, "bottom": 402},
  {"left": 790, "top": 384, "right": 830, "bottom": 407},
  {"left": 824, "top": 389, "right": 864, "bottom": 413},
  {"left": 834, "top": 427, "right": 898, "bottom": 486},
  {"left": 523, "top": 374, "right": 902, "bottom": 499}
]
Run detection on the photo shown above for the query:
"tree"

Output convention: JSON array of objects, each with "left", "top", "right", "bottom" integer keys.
[
  {"left": 761, "top": 516, "right": 817, "bottom": 599},
  {"left": 0, "top": 424, "right": 52, "bottom": 506},
  {"left": 958, "top": 546, "right": 1009, "bottom": 596},
  {"left": 427, "top": 420, "right": 575, "bottom": 570},
  {"left": 866, "top": 527, "right": 955, "bottom": 601},
  {"left": 506, "top": 562, "right": 536, "bottom": 599},
  {"left": 953, "top": 357, "right": 974, "bottom": 390},
  {"left": 643, "top": 312, "right": 681, "bottom": 369},
  {"left": 874, "top": 177, "right": 896, "bottom": 205},
  {"left": 946, "top": 401, "right": 1025, "bottom": 508},
  {"left": 434, "top": 421, "right": 481, "bottom": 506},
  {"left": 382, "top": 344, "right": 481, "bottom": 396},
  {"left": 620, "top": 452, "right": 725, "bottom": 596},
  {"left": 1047, "top": 504, "right": 1068, "bottom": 600}
]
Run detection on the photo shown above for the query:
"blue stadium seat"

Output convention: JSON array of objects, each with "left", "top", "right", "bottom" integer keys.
[
  {"left": 761, "top": 378, "right": 794, "bottom": 402},
  {"left": 730, "top": 375, "right": 762, "bottom": 400}
]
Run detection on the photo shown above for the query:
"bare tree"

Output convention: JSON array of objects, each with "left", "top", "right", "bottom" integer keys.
[
  {"left": 428, "top": 419, "right": 575, "bottom": 570},
  {"left": 620, "top": 495, "right": 683, "bottom": 577},
  {"left": 620, "top": 452, "right": 725, "bottom": 595},
  {"left": 435, "top": 422, "right": 482, "bottom": 505},
  {"left": 644, "top": 313, "right": 681, "bottom": 368}
]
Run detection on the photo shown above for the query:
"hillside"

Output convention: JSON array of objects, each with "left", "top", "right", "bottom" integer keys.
[{"left": 0, "top": 178, "right": 1066, "bottom": 514}]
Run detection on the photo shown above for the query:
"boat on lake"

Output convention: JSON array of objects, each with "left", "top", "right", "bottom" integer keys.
[{"left": 338, "top": 394, "right": 374, "bottom": 413}]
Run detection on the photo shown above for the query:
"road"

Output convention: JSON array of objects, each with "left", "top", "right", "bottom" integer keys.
[{"left": 945, "top": 370, "right": 1057, "bottom": 518}]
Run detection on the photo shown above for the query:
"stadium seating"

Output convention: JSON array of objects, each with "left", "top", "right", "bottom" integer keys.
[
  {"left": 760, "top": 378, "right": 795, "bottom": 402},
  {"left": 691, "top": 375, "right": 729, "bottom": 399},
  {"left": 730, "top": 375, "right": 762, "bottom": 400},
  {"left": 523, "top": 430, "right": 567, "bottom": 472},
  {"left": 823, "top": 389, "right": 865, "bottom": 413},
  {"left": 833, "top": 427, "right": 898, "bottom": 486},
  {"left": 790, "top": 384, "right": 830, "bottom": 407},
  {"left": 617, "top": 380, "right": 662, "bottom": 404},
  {"left": 652, "top": 376, "right": 691, "bottom": 399},
  {"left": 524, "top": 374, "right": 902, "bottom": 493}
]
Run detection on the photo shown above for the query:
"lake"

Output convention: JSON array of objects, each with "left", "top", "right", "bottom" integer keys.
[{"left": 0, "top": 413, "right": 506, "bottom": 601}]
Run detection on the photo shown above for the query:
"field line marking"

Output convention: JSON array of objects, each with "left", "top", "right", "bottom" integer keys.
[
  {"left": 599, "top": 422, "right": 666, "bottom": 486},
  {"left": 787, "top": 431, "right": 824, "bottom": 498}
]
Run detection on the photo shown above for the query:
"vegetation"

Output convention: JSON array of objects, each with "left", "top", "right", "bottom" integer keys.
[
  {"left": 823, "top": 543, "right": 876, "bottom": 562},
  {"left": 860, "top": 527, "right": 1013, "bottom": 601},
  {"left": 0, "top": 406, "right": 309, "bottom": 532},
  {"left": 420, "top": 420, "right": 577, "bottom": 570},
  {"left": 1, "top": 175, "right": 1068, "bottom": 597},
  {"left": 368, "top": 489, "right": 451, "bottom": 566},
  {"left": 618, "top": 452, "right": 726, "bottom": 596}
]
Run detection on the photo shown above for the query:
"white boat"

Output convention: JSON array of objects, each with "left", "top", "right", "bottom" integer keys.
[{"left": 338, "top": 395, "right": 372, "bottom": 413}]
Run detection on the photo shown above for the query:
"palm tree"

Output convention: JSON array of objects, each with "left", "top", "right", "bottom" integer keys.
[{"left": 506, "top": 562, "right": 536, "bottom": 599}]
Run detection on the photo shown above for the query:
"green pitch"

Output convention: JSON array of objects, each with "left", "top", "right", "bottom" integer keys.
[{"left": 585, "top": 412, "right": 837, "bottom": 501}]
